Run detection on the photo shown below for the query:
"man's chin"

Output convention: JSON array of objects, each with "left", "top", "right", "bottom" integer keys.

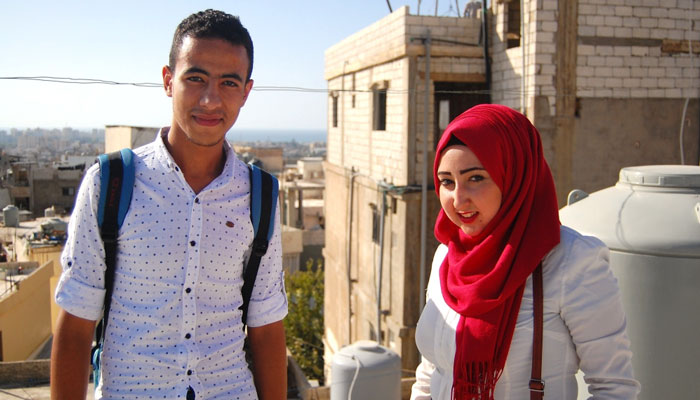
[{"left": 185, "top": 133, "right": 227, "bottom": 148}]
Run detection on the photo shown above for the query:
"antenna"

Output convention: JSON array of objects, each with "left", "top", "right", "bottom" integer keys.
[{"left": 385, "top": 0, "right": 393, "bottom": 12}]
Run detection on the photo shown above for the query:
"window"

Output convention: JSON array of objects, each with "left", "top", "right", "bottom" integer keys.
[
  {"left": 371, "top": 203, "right": 380, "bottom": 244},
  {"left": 332, "top": 95, "right": 339, "bottom": 128},
  {"left": 373, "top": 87, "right": 387, "bottom": 131},
  {"left": 506, "top": 0, "right": 521, "bottom": 49},
  {"left": 62, "top": 187, "right": 75, "bottom": 196},
  {"left": 351, "top": 74, "right": 356, "bottom": 108}
]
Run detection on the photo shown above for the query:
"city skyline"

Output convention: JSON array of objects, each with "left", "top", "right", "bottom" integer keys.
[{"left": 0, "top": 1, "right": 467, "bottom": 131}]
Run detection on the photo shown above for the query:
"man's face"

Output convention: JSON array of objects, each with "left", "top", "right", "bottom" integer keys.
[{"left": 162, "top": 36, "right": 253, "bottom": 147}]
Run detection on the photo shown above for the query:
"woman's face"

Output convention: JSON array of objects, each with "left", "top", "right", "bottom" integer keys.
[{"left": 437, "top": 145, "right": 502, "bottom": 237}]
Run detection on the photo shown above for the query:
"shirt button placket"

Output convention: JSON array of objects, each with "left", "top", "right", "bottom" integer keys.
[{"left": 184, "top": 194, "right": 203, "bottom": 385}]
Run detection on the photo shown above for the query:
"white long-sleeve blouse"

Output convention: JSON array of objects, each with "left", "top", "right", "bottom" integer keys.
[{"left": 411, "top": 226, "right": 640, "bottom": 400}]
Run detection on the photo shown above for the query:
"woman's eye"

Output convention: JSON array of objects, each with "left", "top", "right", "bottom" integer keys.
[
  {"left": 440, "top": 178, "right": 454, "bottom": 186},
  {"left": 469, "top": 175, "right": 485, "bottom": 182}
]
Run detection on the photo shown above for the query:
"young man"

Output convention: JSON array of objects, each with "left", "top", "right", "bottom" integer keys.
[{"left": 51, "top": 10, "right": 287, "bottom": 399}]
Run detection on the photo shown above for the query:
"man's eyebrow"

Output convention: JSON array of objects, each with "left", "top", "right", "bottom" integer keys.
[
  {"left": 221, "top": 72, "right": 244, "bottom": 82},
  {"left": 183, "top": 67, "right": 244, "bottom": 82},
  {"left": 183, "top": 67, "right": 210, "bottom": 76}
]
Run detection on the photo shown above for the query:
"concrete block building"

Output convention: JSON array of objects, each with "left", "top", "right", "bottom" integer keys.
[{"left": 323, "top": 1, "right": 699, "bottom": 379}]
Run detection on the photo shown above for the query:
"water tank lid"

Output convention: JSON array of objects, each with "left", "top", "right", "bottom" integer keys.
[{"left": 619, "top": 165, "right": 700, "bottom": 188}]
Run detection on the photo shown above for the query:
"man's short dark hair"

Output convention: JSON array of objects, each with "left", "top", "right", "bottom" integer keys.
[{"left": 169, "top": 9, "right": 254, "bottom": 81}]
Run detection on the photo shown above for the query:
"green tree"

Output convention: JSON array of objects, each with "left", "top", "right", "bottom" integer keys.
[{"left": 284, "top": 259, "right": 324, "bottom": 383}]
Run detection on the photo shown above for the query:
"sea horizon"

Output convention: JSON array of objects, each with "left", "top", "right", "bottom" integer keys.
[{"left": 226, "top": 128, "right": 326, "bottom": 143}]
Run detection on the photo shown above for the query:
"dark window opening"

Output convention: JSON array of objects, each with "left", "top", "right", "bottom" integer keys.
[
  {"left": 373, "top": 88, "right": 387, "bottom": 131},
  {"left": 433, "top": 82, "right": 490, "bottom": 148},
  {"left": 332, "top": 95, "right": 339, "bottom": 128},
  {"left": 506, "top": 0, "right": 521, "bottom": 49},
  {"left": 62, "top": 187, "right": 75, "bottom": 197},
  {"left": 371, "top": 204, "right": 380, "bottom": 244}
]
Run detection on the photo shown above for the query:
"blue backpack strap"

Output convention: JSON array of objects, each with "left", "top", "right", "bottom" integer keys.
[
  {"left": 240, "top": 163, "right": 278, "bottom": 326},
  {"left": 92, "top": 148, "right": 135, "bottom": 389}
]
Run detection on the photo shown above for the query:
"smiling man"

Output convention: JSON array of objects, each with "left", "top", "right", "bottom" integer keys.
[{"left": 51, "top": 10, "right": 287, "bottom": 400}]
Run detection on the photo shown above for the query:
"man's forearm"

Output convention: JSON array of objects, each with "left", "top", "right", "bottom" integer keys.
[
  {"left": 248, "top": 320, "right": 287, "bottom": 400},
  {"left": 51, "top": 310, "right": 96, "bottom": 400}
]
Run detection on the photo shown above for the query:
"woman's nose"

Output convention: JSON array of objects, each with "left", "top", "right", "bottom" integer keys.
[{"left": 453, "top": 185, "right": 470, "bottom": 208}]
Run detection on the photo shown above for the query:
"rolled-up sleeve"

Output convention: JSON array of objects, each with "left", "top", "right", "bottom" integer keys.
[
  {"left": 411, "top": 355, "right": 436, "bottom": 400},
  {"left": 245, "top": 201, "right": 288, "bottom": 327},
  {"left": 54, "top": 165, "right": 106, "bottom": 322},
  {"left": 560, "top": 236, "right": 640, "bottom": 399}
]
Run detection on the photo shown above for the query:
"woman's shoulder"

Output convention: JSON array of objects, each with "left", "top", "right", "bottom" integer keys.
[{"left": 543, "top": 225, "right": 609, "bottom": 274}]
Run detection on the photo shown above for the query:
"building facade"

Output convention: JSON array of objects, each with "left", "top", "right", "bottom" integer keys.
[{"left": 323, "top": 1, "right": 699, "bottom": 380}]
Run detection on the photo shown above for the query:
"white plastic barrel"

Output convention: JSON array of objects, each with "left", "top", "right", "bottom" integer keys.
[
  {"left": 330, "top": 341, "right": 401, "bottom": 400},
  {"left": 3, "top": 205, "right": 19, "bottom": 227},
  {"left": 559, "top": 165, "right": 700, "bottom": 400}
]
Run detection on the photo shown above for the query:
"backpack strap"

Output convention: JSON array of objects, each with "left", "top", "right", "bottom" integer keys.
[
  {"left": 240, "top": 163, "right": 278, "bottom": 327},
  {"left": 92, "top": 149, "right": 135, "bottom": 381},
  {"left": 529, "top": 262, "right": 545, "bottom": 400},
  {"left": 96, "top": 148, "right": 135, "bottom": 337}
]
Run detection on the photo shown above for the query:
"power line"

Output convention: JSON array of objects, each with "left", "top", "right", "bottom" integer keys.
[{"left": 0, "top": 75, "right": 583, "bottom": 97}]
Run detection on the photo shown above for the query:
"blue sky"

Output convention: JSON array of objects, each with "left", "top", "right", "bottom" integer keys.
[{"left": 0, "top": 1, "right": 466, "bottom": 132}]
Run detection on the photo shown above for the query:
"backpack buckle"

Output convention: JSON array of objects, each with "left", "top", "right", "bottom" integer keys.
[{"left": 252, "top": 240, "right": 268, "bottom": 257}]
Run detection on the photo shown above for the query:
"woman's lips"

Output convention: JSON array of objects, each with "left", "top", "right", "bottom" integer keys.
[{"left": 458, "top": 211, "right": 478, "bottom": 223}]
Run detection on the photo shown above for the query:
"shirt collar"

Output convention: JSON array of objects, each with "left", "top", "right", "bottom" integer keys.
[{"left": 154, "top": 127, "right": 239, "bottom": 186}]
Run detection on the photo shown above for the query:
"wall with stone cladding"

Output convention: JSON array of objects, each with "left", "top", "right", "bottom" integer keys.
[
  {"left": 326, "top": 7, "right": 484, "bottom": 186},
  {"left": 327, "top": 58, "right": 409, "bottom": 185},
  {"left": 490, "top": 0, "right": 544, "bottom": 113},
  {"left": 577, "top": 0, "right": 700, "bottom": 100}
]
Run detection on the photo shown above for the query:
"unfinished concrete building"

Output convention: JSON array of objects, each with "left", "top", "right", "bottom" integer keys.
[{"left": 323, "top": 1, "right": 700, "bottom": 379}]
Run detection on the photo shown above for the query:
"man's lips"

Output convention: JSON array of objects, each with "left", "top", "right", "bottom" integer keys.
[{"left": 193, "top": 115, "right": 223, "bottom": 126}]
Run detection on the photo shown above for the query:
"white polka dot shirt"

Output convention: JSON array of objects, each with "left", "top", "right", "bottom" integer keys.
[{"left": 55, "top": 129, "right": 287, "bottom": 399}]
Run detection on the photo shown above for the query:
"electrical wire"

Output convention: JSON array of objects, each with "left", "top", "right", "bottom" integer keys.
[
  {"left": 0, "top": 76, "right": 582, "bottom": 98},
  {"left": 347, "top": 355, "right": 361, "bottom": 400}
]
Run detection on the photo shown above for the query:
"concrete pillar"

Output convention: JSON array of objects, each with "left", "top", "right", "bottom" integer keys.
[{"left": 553, "top": 0, "right": 578, "bottom": 205}]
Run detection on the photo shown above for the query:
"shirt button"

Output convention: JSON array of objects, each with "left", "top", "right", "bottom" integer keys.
[
  {"left": 190, "top": 241, "right": 196, "bottom": 247},
  {"left": 175, "top": 166, "right": 180, "bottom": 172},
  {"left": 185, "top": 333, "right": 191, "bottom": 339},
  {"left": 195, "top": 197, "right": 200, "bottom": 204},
  {"left": 187, "top": 370, "right": 193, "bottom": 376},
  {"left": 185, "top": 288, "right": 191, "bottom": 293}
]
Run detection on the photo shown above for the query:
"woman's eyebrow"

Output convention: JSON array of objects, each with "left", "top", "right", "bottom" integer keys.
[{"left": 459, "top": 167, "right": 485, "bottom": 175}]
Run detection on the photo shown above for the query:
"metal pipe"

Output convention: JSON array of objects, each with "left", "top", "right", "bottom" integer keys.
[
  {"left": 376, "top": 185, "right": 387, "bottom": 343},
  {"left": 346, "top": 167, "right": 357, "bottom": 344},
  {"left": 521, "top": 0, "right": 526, "bottom": 112},
  {"left": 419, "top": 30, "right": 431, "bottom": 313},
  {"left": 481, "top": 1, "right": 491, "bottom": 99}
]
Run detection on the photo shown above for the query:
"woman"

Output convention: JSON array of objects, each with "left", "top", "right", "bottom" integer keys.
[{"left": 411, "top": 105, "right": 639, "bottom": 400}]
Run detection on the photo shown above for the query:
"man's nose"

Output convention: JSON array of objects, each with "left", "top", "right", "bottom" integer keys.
[{"left": 200, "top": 82, "right": 222, "bottom": 108}]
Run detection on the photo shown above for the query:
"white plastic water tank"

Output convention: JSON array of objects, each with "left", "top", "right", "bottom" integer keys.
[
  {"left": 3, "top": 205, "right": 19, "bottom": 227},
  {"left": 559, "top": 165, "right": 700, "bottom": 400},
  {"left": 330, "top": 341, "right": 401, "bottom": 400}
]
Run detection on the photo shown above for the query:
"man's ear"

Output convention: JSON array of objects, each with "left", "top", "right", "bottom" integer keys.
[
  {"left": 162, "top": 66, "right": 173, "bottom": 97},
  {"left": 241, "top": 79, "right": 254, "bottom": 106}
]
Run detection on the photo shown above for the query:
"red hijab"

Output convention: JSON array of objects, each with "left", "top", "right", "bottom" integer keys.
[{"left": 433, "top": 104, "right": 560, "bottom": 399}]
